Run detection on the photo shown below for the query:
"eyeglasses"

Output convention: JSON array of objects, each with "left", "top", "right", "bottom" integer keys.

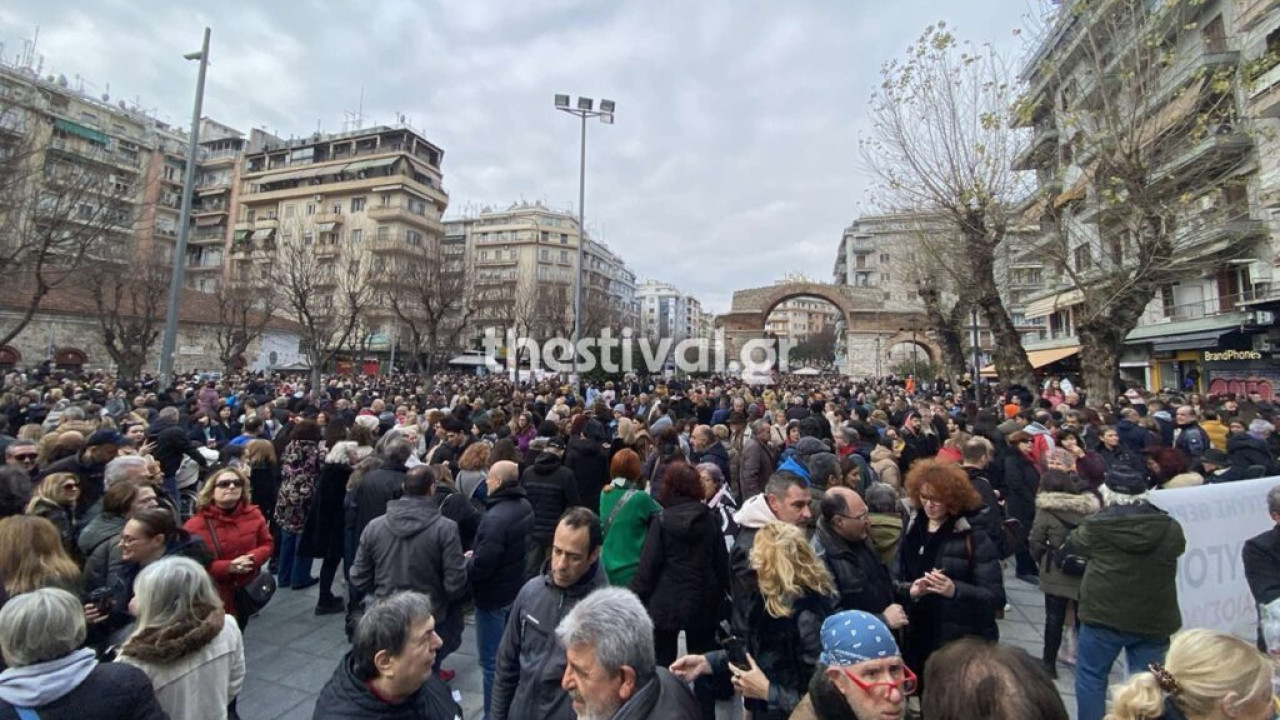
[
  {"left": 118, "top": 534, "right": 147, "bottom": 546},
  {"left": 60, "top": 481, "right": 79, "bottom": 491},
  {"left": 11, "top": 454, "right": 36, "bottom": 462},
  {"left": 215, "top": 479, "right": 245, "bottom": 489},
  {"left": 842, "top": 663, "right": 918, "bottom": 697}
]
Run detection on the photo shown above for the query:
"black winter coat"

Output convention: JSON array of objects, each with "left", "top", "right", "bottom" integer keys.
[
  {"left": 896, "top": 515, "right": 1005, "bottom": 673},
  {"left": 249, "top": 464, "right": 281, "bottom": 528},
  {"left": 313, "top": 653, "right": 462, "bottom": 720},
  {"left": 301, "top": 461, "right": 351, "bottom": 559},
  {"left": 469, "top": 483, "right": 534, "bottom": 610},
  {"left": 353, "top": 464, "right": 407, "bottom": 541},
  {"left": 521, "top": 452, "right": 581, "bottom": 545},
  {"left": 1229, "top": 433, "right": 1277, "bottom": 475},
  {"left": 630, "top": 498, "right": 730, "bottom": 630},
  {"left": 0, "top": 661, "right": 169, "bottom": 720},
  {"left": 1244, "top": 526, "right": 1280, "bottom": 607},
  {"left": 565, "top": 437, "right": 609, "bottom": 515},
  {"left": 810, "top": 519, "right": 897, "bottom": 616},
  {"left": 1000, "top": 450, "right": 1040, "bottom": 528},
  {"left": 963, "top": 466, "right": 1006, "bottom": 556},
  {"left": 723, "top": 590, "right": 834, "bottom": 720},
  {"left": 434, "top": 483, "right": 480, "bottom": 552}
]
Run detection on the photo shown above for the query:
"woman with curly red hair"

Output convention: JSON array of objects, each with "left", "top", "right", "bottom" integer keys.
[{"left": 896, "top": 459, "right": 1006, "bottom": 690}]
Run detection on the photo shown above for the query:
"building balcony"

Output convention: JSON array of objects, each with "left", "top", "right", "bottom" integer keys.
[
  {"left": 316, "top": 212, "right": 345, "bottom": 225},
  {"left": 1150, "top": 130, "right": 1254, "bottom": 194},
  {"left": 1235, "top": 0, "right": 1280, "bottom": 32},
  {"left": 477, "top": 256, "right": 519, "bottom": 267},
  {"left": 1012, "top": 126, "right": 1060, "bottom": 171},
  {"left": 189, "top": 230, "right": 227, "bottom": 245},
  {"left": 367, "top": 205, "right": 442, "bottom": 232},
  {"left": 845, "top": 236, "right": 875, "bottom": 254},
  {"left": 313, "top": 242, "right": 341, "bottom": 257},
  {"left": 1172, "top": 209, "right": 1267, "bottom": 258},
  {"left": 1250, "top": 63, "right": 1280, "bottom": 120},
  {"left": 368, "top": 235, "right": 425, "bottom": 255},
  {"left": 185, "top": 259, "right": 224, "bottom": 272},
  {"left": 236, "top": 218, "right": 279, "bottom": 231}
]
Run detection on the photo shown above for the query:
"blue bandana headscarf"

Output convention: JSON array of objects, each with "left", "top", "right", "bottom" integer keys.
[{"left": 819, "top": 610, "right": 900, "bottom": 666}]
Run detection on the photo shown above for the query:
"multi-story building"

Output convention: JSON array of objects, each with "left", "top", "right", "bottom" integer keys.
[
  {"left": 1014, "top": 0, "right": 1280, "bottom": 392},
  {"left": 765, "top": 273, "right": 840, "bottom": 341},
  {"left": 443, "top": 202, "right": 638, "bottom": 348},
  {"left": 636, "top": 279, "right": 711, "bottom": 342},
  {"left": 231, "top": 124, "right": 449, "bottom": 350}
]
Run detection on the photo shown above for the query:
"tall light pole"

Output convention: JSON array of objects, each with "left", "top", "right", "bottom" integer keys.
[
  {"left": 158, "top": 27, "right": 211, "bottom": 387},
  {"left": 554, "top": 94, "right": 615, "bottom": 386}
]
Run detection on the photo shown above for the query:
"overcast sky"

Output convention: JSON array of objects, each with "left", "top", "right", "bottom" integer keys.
[{"left": 1, "top": 0, "right": 1043, "bottom": 313}]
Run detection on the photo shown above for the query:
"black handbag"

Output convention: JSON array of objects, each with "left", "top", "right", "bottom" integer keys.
[{"left": 204, "top": 516, "right": 277, "bottom": 616}]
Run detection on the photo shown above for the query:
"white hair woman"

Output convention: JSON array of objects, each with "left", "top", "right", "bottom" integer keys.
[
  {"left": 0, "top": 587, "right": 167, "bottom": 719},
  {"left": 116, "top": 556, "right": 245, "bottom": 720}
]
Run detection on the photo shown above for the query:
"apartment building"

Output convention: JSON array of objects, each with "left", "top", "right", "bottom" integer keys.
[
  {"left": 443, "top": 202, "right": 638, "bottom": 347},
  {"left": 1014, "top": 0, "right": 1280, "bottom": 392},
  {"left": 231, "top": 125, "right": 449, "bottom": 346},
  {"left": 764, "top": 274, "right": 840, "bottom": 341},
  {"left": 636, "top": 279, "right": 711, "bottom": 342}
]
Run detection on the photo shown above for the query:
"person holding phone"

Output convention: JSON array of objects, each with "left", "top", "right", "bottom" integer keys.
[{"left": 895, "top": 460, "right": 1005, "bottom": 694}]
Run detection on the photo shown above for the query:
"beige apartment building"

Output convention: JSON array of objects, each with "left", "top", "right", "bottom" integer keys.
[
  {"left": 231, "top": 125, "right": 449, "bottom": 346},
  {"left": 765, "top": 274, "right": 839, "bottom": 341},
  {"left": 443, "top": 202, "right": 639, "bottom": 348}
]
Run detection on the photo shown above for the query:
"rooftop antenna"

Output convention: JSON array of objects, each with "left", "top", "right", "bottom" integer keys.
[{"left": 342, "top": 87, "right": 367, "bottom": 132}]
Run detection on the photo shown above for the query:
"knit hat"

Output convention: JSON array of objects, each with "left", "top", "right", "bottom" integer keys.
[
  {"left": 1105, "top": 465, "right": 1149, "bottom": 495},
  {"left": 819, "top": 610, "right": 900, "bottom": 666}
]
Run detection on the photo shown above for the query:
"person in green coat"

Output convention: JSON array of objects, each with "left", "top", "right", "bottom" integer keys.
[{"left": 599, "top": 448, "right": 660, "bottom": 587}]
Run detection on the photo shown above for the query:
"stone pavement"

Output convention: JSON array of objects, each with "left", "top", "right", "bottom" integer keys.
[{"left": 237, "top": 563, "right": 1122, "bottom": 720}]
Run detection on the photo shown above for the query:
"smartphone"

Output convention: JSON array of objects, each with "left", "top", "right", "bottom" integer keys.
[
  {"left": 86, "top": 587, "right": 114, "bottom": 615},
  {"left": 720, "top": 634, "right": 751, "bottom": 672}
]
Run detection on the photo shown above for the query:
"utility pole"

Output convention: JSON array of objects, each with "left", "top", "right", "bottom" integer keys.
[{"left": 158, "top": 27, "right": 210, "bottom": 387}]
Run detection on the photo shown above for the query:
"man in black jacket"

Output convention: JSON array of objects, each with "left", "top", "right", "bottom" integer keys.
[
  {"left": 811, "top": 487, "right": 907, "bottom": 631},
  {"left": 520, "top": 437, "right": 581, "bottom": 577},
  {"left": 1243, "top": 484, "right": 1280, "bottom": 651},
  {"left": 960, "top": 438, "right": 1007, "bottom": 557},
  {"left": 314, "top": 591, "right": 462, "bottom": 720},
  {"left": 492, "top": 508, "right": 608, "bottom": 720},
  {"left": 148, "top": 407, "right": 207, "bottom": 506},
  {"left": 41, "top": 429, "right": 130, "bottom": 512},
  {"left": 352, "top": 439, "right": 414, "bottom": 540}
]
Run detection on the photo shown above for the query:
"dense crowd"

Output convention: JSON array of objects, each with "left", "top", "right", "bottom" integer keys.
[{"left": 0, "top": 367, "right": 1277, "bottom": 720}]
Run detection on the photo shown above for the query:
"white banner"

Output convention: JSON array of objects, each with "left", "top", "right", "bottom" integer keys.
[{"left": 1150, "top": 477, "right": 1280, "bottom": 638}]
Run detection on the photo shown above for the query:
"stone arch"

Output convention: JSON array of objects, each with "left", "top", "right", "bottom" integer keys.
[
  {"left": 54, "top": 347, "right": 87, "bottom": 367},
  {"left": 879, "top": 331, "right": 940, "bottom": 366},
  {"left": 0, "top": 345, "right": 19, "bottom": 368},
  {"left": 756, "top": 282, "right": 859, "bottom": 324}
]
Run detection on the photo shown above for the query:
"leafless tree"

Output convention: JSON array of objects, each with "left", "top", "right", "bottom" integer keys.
[
  {"left": 862, "top": 22, "right": 1036, "bottom": 387},
  {"left": 87, "top": 259, "right": 171, "bottom": 382},
  {"left": 212, "top": 280, "right": 279, "bottom": 375},
  {"left": 1017, "top": 1, "right": 1264, "bottom": 403},
  {"left": 385, "top": 237, "right": 475, "bottom": 375},
  {"left": 0, "top": 92, "right": 137, "bottom": 347},
  {"left": 267, "top": 226, "right": 374, "bottom": 393}
]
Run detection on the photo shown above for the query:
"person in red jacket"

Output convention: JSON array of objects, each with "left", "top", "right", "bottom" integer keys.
[{"left": 184, "top": 466, "right": 274, "bottom": 629}]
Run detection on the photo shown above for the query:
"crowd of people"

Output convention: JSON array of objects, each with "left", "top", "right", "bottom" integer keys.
[{"left": 0, "top": 366, "right": 1276, "bottom": 720}]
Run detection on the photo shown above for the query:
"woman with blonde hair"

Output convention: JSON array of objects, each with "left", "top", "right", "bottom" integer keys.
[
  {"left": 183, "top": 467, "right": 272, "bottom": 627},
  {"left": 1106, "top": 628, "right": 1275, "bottom": 720},
  {"left": 117, "top": 556, "right": 244, "bottom": 720},
  {"left": 0, "top": 515, "right": 80, "bottom": 602},
  {"left": 26, "top": 472, "right": 81, "bottom": 557}
]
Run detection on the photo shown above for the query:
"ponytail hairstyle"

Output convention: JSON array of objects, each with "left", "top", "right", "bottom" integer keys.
[{"left": 1106, "top": 629, "right": 1274, "bottom": 720}]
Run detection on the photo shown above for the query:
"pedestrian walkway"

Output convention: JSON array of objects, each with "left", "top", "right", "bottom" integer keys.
[{"left": 238, "top": 565, "right": 1113, "bottom": 720}]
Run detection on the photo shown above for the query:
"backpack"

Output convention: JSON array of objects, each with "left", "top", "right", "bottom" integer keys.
[{"left": 1044, "top": 512, "right": 1087, "bottom": 576}]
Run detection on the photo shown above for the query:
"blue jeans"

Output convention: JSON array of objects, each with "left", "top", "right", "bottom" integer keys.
[
  {"left": 276, "top": 531, "right": 313, "bottom": 588},
  {"left": 476, "top": 605, "right": 510, "bottom": 719},
  {"left": 1076, "top": 623, "right": 1170, "bottom": 720}
]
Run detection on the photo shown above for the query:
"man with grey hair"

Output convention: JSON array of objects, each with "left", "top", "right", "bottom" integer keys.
[
  {"left": 738, "top": 417, "right": 776, "bottom": 501},
  {"left": 353, "top": 438, "right": 415, "bottom": 540},
  {"left": 1229, "top": 419, "right": 1279, "bottom": 477},
  {"left": 1243, "top": 484, "right": 1280, "bottom": 651},
  {"left": 0, "top": 587, "right": 168, "bottom": 719},
  {"left": 313, "top": 590, "right": 461, "bottom": 720},
  {"left": 556, "top": 587, "right": 698, "bottom": 720}
]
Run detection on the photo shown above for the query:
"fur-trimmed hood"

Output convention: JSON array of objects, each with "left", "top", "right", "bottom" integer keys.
[
  {"left": 1035, "top": 491, "right": 1101, "bottom": 515},
  {"left": 121, "top": 605, "right": 225, "bottom": 664}
]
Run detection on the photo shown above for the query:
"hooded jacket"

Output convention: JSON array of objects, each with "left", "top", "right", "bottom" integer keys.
[
  {"left": 728, "top": 494, "right": 781, "bottom": 633},
  {"left": 353, "top": 461, "right": 409, "bottom": 541},
  {"left": 867, "top": 512, "right": 904, "bottom": 568},
  {"left": 117, "top": 611, "right": 244, "bottom": 720},
  {"left": 521, "top": 452, "right": 580, "bottom": 545},
  {"left": 469, "top": 483, "right": 535, "bottom": 610},
  {"left": 631, "top": 497, "right": 730, "bottom": 630},
  {"left": 350, "top": 495, "right": 466, "bottom": 618},
  {"left": 1028, "top": 491, "right": 1101, "bottom": 600},
  {"left": 313, "top": 653, "right": 462, "bottom": 720},
  {"left": 610, "top": 668, "right": 701, "bottom": 720},
  {"left": 1068, "top": 502, "right": 1185, "bottom": 637},
  {"left": 1115, "top": 419, "right": 1152, "bottom": 454},
  {"left": 0, "top": 650, "right": 167, "bottom": 720},
  {"left": 565, "top": 436, "right": 610, "bottom": 516},
  {"left": 491, "top": 564, "right": 609, "bottom": 720},
  {"left": 1228, "top": 433, "right": 1277, "bottom": 474}
]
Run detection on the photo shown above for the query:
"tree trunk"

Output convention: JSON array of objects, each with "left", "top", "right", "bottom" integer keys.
[
  {"left": 960, "top": 217, "right": 1035, "bottom": 389},
  {"left": 918, "top": 286, "right": 969, "bottom": 384},
  {"left": 1077, "top": 322, "right": 1123, "bottom": 408},
  {"left": 425, "top": 327, "right": 439, "bottom": 377}
]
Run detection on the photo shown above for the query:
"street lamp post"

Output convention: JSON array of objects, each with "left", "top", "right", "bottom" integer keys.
[
  {"left": 158, "top": 27, "right": 211, "bottom": 387},
  {"left": 554, "top": 94, "right": 615, "bottom": 387}
]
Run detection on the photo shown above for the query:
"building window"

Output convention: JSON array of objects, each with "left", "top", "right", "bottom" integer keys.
[
  {"left": 407, "top": 230, "right": 422, "bottom": 246},
  {"left": 351, "top": 197, "right": 366, "bottom": 212},
  {"left": 284, "top": 204, "right": 295, "bottom": 218},
  {"left": 560, "top": 250, "right": 569, "bottom": 264},
  {"left": 305, "top": 203, "right": 316, "bottom": 216},
  {"left": 408, "top": 198, "right": 427, "bottom": 215},
  {"left": 376, "top": 226, "right": 389, "bottom": 242},
  {"left": 380, "top": 194, "right": 391, "bottom": 208},
  {"left": 350, "top": 228, "right": 362, "bottom": 244},
  {"left": 331, "top": 203, "right": 342, "bottom": 215},
  {"left": 303, "top": 232, "right": 314, "bottom": 245},
  {"left": 1073, "top": 244, "right": 1091, "bottom": 271},
  {"left": 880, "top": 253, "right": 889, "bottom": 264},
  {"left": 560, "top": 234, "right": 568, "bottom": 244}
]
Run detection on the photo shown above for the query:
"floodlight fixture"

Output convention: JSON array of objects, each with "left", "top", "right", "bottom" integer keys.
[
  {"left": 555, "top": 94, "right": 570, "bottom": 108},
  {"left": 577, "top": 97, "right": 593, "bottom": 111}
]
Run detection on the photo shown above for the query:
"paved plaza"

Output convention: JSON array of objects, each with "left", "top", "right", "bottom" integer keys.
[{"left": 237, "top": 564, "right": 1115, "bottom": 720}]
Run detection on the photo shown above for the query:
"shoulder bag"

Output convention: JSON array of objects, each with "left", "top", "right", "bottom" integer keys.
[{"left": 204, "top": 516, "right": 277, "bottom": 616}]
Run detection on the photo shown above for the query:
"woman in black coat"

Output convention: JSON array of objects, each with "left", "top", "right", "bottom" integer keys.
[
  {"left": 631, "top": 461, "right": 730, "bottom": 667},
  {"left": 896, "top": 460, "right": 1006, "bottom": 691},
  {"left": 564, "top": 417, "right": 610, "bottom": 515},
  {"left": 1001, "top": 430, "right": 1041, "bottom": 579},
  {"left": 302, "top": 430, "right": 362, "bottom": 616}
]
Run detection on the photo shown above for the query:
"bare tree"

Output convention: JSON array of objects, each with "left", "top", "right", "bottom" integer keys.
[
  {"left": 1017, "top": 1, "right": 1263, "bottom": 403},
  {"left": 0, "top": 93, "right": 136, "bottom": 347},
  {"left": 862, "top": 22, "right": 1036, "bottom": 387},
  {"left": 268, "top": 227, "right": 374, "bottom": 393},
  {"left": 212, "top": 281, "right": 279, "bottom": 375},
  {"left": 87, "top": 259, "right": 172, "bottom": 382},
  {"left": 385, "top": 237, "right": 474, "bottom": 375}
]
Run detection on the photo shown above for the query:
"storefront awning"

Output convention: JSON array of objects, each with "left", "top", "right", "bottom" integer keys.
[
  {"left": 1150, "top": 329, "right": 1231, "bottom": 353},
  {"left": 54, "top": 118, "right": 109, "bottom": 145},
  {"left": 251, "top": 228, "right": 276, "bottom": 241},
  {"left": 980, "top": 346, "right": 1080, "bottom": 377},
  {"left": 1024, "top": 289, "right": 1084, "bottom": 319},
  {"left": 344, "top": 156, "right": 400, "bottom": 175},
  {"left": 195, "top": 215, "right": 223, "bottom": 227},
  {"left": 316, "top": 222, "right": 337, "bottom": 233},
  {"left": 233, "top": 230, "right": 250, "bottom": 241}
]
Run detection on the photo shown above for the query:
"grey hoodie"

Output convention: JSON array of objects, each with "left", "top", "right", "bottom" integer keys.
[
  {"left": 349, "top": 495, "right": 467, "bottom": 619},
  {"left": 0, "top": 649, "right": 95, "bottom": 707}
]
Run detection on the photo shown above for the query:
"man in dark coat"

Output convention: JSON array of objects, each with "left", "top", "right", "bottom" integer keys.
[
  {"left": 1243, "top": 484, "right": 1280, "bottom": 651},
  {"left": 469, "top": 461, "right": 535, "bottom": 719},
  {"left": 738, "top": 418, "right": 776, "bottom": 501},
  {"left": 492, "top": 509, "right": 608, "bottom": 720},
  {"left": 313, "top": 591, "right": 462, "bottom": 720},
  {"left": 352, "top": 439, "right": 414, "bottom": 541},
  {"left": 811, "top": 487, "right": 906, "bottom": 629},
  {"left": 520, "top": 437, "right": 580, "bottom": 577},
  {"left": 689, "top": 425, "right": 731, "bottom": 490},
  {"left": 896, "top": 412, "right": 938, "bottom": 476},
  {"left": 40, "top": 429, "right": 130, "bottom": 512},
  {"left": 565, "top": 421, "right": 609, "bottom": 514}
]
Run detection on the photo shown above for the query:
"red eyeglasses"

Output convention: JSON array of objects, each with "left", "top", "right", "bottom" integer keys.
[{"left": 842, "top": 663, "right": 918, "bottom": 697}]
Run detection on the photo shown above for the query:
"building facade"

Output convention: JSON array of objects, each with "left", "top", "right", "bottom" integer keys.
[
  {"left": 636, "top": 279, "right": 711, "bottom": 343},
  {"left": 765, "top": 273, "right": 840, "bottom": 341}
]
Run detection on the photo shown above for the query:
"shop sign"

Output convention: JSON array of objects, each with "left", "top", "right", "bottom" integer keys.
[{"left": 1203, "top": 349, "right": 1264, "bottom": 362}]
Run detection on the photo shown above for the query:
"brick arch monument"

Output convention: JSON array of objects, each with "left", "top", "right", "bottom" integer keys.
[{"left": 715, "top": 282, "right": 939, "bottom": 376}]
